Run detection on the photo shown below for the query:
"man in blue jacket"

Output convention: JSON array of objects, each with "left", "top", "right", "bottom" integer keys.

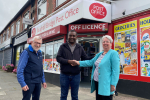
[
  {"left": 17, "top": 36, "right": 47, "bottom": 100},
  {"left": 56, "top": 30, "right": 92, "bottom": 100}
]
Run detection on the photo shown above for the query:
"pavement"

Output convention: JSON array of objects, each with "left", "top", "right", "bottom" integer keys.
[{"left": 0, "top": 69, "right": 149, "bottom": 100}]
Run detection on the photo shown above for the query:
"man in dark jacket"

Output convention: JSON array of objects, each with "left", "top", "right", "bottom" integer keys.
[
  {"left": 17, "top": 36, "right": 47, "bottom": 100},
  {"left": 56, "top": 30, "right": 92, "bottom": 100}
]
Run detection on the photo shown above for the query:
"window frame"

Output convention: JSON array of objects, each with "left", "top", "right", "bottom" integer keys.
[
  {"left": 37, "top": 0, "right": 47, "bottom": 20},
  {"left": 6, "top": 28, "right": 9, "bottom": 40},
  {"left": 56, "top": 0, "right": 67, "bottom": 7},
  {"left": 23, "top": 11, "right": 29, "bottom": 30},
  {"left": 16, "top": 20, "right": 20, "bottom": 34},
  {"left": 11, "top": 24, "right": 14, "bottom": 36},
  {"left": 3, "top": 32, "right": 5, "bottom": 42}
]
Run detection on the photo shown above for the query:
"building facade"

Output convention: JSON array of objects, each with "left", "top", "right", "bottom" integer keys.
[{"left": 1, "top": 0, "right": 150, "bottom": 99}]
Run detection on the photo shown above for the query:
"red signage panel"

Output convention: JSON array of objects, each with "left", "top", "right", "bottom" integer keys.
[
  {"left": 69, "top": 23, "right": 108, "bottom": 33},
  {"left": 27, "top": 25, "right": 67, "bottom": 43}
]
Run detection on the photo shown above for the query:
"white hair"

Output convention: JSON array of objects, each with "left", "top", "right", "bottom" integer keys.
[
  {"left": 32, "top": 36, "right": 42, "bottom": 41},
  {"left": 102, "top": 35, "right": 113, "bottom": 43}
]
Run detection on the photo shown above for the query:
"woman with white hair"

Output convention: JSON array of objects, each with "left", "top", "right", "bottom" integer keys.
[{"left": 72, "top": 35, "right": 120, "bottom": 100}]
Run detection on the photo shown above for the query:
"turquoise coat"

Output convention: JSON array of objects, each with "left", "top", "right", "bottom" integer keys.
[{"left": 79, "top": 49, "right": 120, "bottom": 96}]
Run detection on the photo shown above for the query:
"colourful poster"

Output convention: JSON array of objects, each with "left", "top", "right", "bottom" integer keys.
[
  {"left": 43, "top": 58, "right": 60, "bottom": 72},
  {"left": 114, "top": 20, "right": 138, "bottom": 75},
  {"left": 140, "top": 16, "right": 150, "bottom": 76}
]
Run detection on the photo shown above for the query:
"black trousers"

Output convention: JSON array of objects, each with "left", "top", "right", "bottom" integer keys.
[
  {"left": 95, "top": 81, "right": 113, "bottom": 100},
  {"left": 22, "top": 83, "right": 41, "bottom": 100}
]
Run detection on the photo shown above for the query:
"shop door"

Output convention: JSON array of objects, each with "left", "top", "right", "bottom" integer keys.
[
  {"left": 3, "top": 48, "right": 12, "bottom": 66},
  {"left": 78, "top": 37, "right": 102, "bottom": 82},
  {"left": 0, "top": 51, "right": 3, "bottom": 66}
]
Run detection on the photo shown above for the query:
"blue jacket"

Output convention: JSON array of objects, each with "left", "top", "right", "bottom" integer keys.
[
  {"left": 79, "top": 49, "right": 120, "bottom": 96},
  {"left": 17, "top": 45, "right": 46, "bottom": 87}
]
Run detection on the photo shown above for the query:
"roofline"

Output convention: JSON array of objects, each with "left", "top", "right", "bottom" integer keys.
[{"left": 0, "top": 0, "right": 32, "bottom": 34}]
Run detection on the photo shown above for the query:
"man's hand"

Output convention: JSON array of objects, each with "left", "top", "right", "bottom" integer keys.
[
  {"left": 68, "top": 60, "right": 78, "bottom": 66},
  {"left": 111, "top": 85, "right": 115, "bottom": 92},
  {"left": 42, "top": 83, "right": 47, "bottom": 89},
  {"left": 22, "top": 85, "right": 29, "bottom": 91}
]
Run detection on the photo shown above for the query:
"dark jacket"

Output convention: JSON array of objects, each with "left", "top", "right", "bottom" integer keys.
[
  {"left": 17, "top": 45, "right": 45, "bottom": 87},
  {"left": 56, "top": 43, "right": 92, "bottom": 75}
]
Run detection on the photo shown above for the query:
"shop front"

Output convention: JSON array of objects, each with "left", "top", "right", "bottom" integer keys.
[
  {"left": 0, "top": 38, "right": 13, "bottom": 66},
  {"left": 69, "top": 23, "right": 109, "bottom": 83},
  {"left": 28, "top": 0, "right": 112, "bottom": 86},
  {"left": 12, "top": 29, "right": 31, "bottom": 67},
  {"left": 113, "top": 10, "right": 150, "bottom": 98}
]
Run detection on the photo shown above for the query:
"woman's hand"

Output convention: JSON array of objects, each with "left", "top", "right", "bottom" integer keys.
[
  {"left": 111, "top": 85, "right": 115, "bottom": 92},
  {"left": 68, "top": 60, "right": 80, "bottom": 66}
]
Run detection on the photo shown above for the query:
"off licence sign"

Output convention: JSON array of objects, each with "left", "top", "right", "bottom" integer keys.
[{"left": 69, "top": 23, "right": 108, "bottom": 33}]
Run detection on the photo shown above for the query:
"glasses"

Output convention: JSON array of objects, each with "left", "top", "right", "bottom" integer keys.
[
  {"left": 102, "top": 41, "right": 110, "bottom": 43},
  {"left": 33, "top": 41, "right": 42, "bottom": 45}
]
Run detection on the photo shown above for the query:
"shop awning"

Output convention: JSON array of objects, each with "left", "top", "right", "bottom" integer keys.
[{"left": 27, "top": 25, "right": 67, "bottom": 43}]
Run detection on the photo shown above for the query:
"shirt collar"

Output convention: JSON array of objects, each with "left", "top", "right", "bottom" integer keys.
[
  {"left": 68, "top": 42, "right": 76, "bottom": 47},
  {"left": 28, "top": 45, "right": 41, "bottom": 53}
]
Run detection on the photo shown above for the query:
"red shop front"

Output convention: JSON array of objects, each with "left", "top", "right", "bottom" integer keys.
[
  {"left": 68, "top": 23, "right": 112, "bottom": 83},
  {"left": 112, "top": 10, "right": 150, "bottom": 98}
]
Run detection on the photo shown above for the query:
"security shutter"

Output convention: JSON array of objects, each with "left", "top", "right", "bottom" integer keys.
[
  {"left": 3, "top": 48, "right": 12, "bottom": 66},
  {"left": 0, "top": 52, "right": 3, "bottom": 66}
]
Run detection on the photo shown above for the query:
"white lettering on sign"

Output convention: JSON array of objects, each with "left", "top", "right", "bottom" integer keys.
[
  {"left": 70, "top": 24, "right": 106, "bottom": 30},
  {"left": 91, "top": 5, "right": 105, "bottom": 16}
]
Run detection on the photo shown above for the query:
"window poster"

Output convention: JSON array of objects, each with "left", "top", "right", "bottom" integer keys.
[
  {"left": 140, "top": 16, "right": 150, "bottom": 76},
  {"left": 114, "top": 20, "right": 138, "bottom": 75}
]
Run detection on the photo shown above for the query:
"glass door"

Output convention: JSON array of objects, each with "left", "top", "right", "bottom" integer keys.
[{"left": 78, "top": 37, "right": 102, "bottom": 82}]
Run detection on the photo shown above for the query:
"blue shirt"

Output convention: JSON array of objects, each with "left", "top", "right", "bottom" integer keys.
[{"left": 17, "top": 45, "right": 46, "bottom": 87}]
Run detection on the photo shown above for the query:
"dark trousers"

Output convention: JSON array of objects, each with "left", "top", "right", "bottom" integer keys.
[
  {"left": 60, "top": 73, "right": 80, "bottom": 100},
  {"left": 22, "top": 83, "right": 41, "bottom": 100},
  {"left": 95, "top": 81, "right": 113, "bottom": 100}
]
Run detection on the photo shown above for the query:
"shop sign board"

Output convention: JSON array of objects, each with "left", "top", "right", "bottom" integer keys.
[
  {"left": 114, "top": 20, "right": 138, "bottom": 76},
  {"left": 31, "top": 0, "right": 111, "bottom": 37},
  {"left": 69, "top": 23, "right": 108, "bottom": 33},
  {"left": 28, "top": 25, "right": 67, "bottom": 43},
  {"left": 14, "top": 30, "right": 29, "bottom": 46},
  {"left": 0, "top": 38, "right": 11, "bottom": 49}
]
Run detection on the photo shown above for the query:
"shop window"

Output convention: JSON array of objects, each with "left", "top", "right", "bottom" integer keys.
[
  {"left": 6, "top": 29, "right": 9, "bottom": 39},
  {"left": 24, "top": 11, "right": 29, "bottom": 30},
  {"left": 16, "top": 20, "right": 20, "bottom": 34},
  {"left": 56, "top": 0, "right": 67, "bottom": 7},
  {"left": 11, "top": 24, "right": 14, "bottom": 36},
  {"left": 24, "top": 44, "right": 29, "bottom": 49},
  {"left": 15, "top": 45, "right": 24, "bottom": 66},
  {"left": 37, "top": 0, "right": 47, "bottom": 20},
  {"left": 43, "top": 39, "right": 63, "bottom": 73}
]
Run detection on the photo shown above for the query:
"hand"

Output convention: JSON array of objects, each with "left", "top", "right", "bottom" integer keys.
[
  {"left": 22, "top": 85, "right": 29, "bottom": 91},
  {"left": 68, "top": 60, "right": 79, "bottom": 66},
  {"left": 42, "top": 83, "right": 47, "bottom": 89},
  {"left": 111, "top": 85, "right": 115, "bottom": 92},
  {"left": 72, "top": 60, "right": 80, "bottom": 66}
]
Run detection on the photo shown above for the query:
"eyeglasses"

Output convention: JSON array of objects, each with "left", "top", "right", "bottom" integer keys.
[
  {"left": 102, "top": 41, "right": 110, "bottom": 43},
  {"left": 33, "top": 41, "right": 42, "bottom": 45}
]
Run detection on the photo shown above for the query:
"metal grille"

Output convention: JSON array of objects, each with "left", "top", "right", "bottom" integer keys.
[
  {"left": 3, "top": 48, "right": 12, "bottom": 66},
  {"left": 0, "top": 52, "right": 3, "bottom": 66}
]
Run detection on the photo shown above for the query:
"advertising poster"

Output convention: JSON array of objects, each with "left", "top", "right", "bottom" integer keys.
[
  {"left": 43, "top": 59, "right": 60, "bottom": 72},
  {"left": 140, "top": 16, "right": 150, "bottom": 76},
  {"left": 114, "top": 20, "right": 138, "bottom": 75},
  {"left": 43, "top": 59, "right": 53, "bottom": 70}
]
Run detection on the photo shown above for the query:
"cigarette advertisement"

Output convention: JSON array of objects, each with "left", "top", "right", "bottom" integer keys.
[
  {"left": 140, "top": 16, "right": 150, "bottom": 76},
  {"left": 114, "top": 20, "right": 138, "bottom": 75}
]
